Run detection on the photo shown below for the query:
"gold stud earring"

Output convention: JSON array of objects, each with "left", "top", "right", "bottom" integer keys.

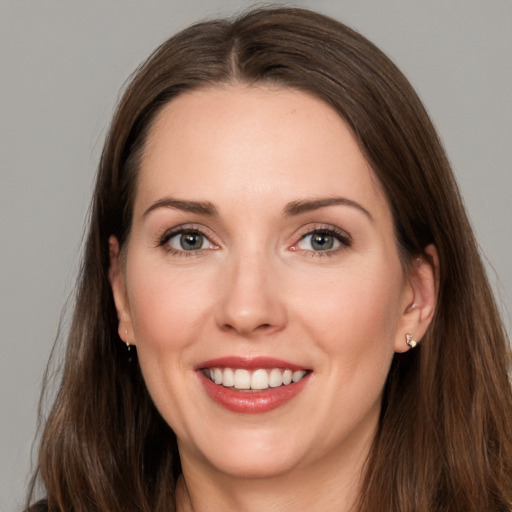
[{"left": 405, "top": 333, "right": 418, "bottom": 349}]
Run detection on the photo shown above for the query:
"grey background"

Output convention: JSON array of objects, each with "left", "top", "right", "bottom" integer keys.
[{"left": 1, "top": 1, "right": 510, "bottom": 510}]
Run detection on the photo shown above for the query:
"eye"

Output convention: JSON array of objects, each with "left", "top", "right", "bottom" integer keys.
[
  {"left": 300, "top": 231, "right": 339, "bottom": 251},
  {"left": 293, "top": 227, "right": 351, "bottom": 254},
  {"left": 163, "top": 229, "right": 216, "bottom": 253}
]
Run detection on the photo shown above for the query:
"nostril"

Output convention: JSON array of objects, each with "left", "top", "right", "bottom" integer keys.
[
  {"left": 221, "top": 322, "right": 276, "bottom": 335},
  {"left": 254, "top": 323, "right": 274, "bottom": 332}
]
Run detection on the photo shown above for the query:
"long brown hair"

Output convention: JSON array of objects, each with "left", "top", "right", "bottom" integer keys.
[{"left": 28, "top": 7, "right": 512, "bottom": 511}]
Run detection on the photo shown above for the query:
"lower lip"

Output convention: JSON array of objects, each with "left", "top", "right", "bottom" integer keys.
[{"left": 198, "top": 371, "right": 310, "bottom": 414}]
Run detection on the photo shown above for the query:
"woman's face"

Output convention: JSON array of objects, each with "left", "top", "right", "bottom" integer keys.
[{"left": 111, "top": 85, "right": 433, "bottom": 482}]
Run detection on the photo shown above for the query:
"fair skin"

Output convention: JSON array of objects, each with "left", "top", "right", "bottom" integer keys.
[{"left": 110, "top": 84, "right": 437, "bottom": 512}]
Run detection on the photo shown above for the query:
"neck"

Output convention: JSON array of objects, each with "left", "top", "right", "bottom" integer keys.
[{"left": 176, "top": 435, "right": 371, "bottom": 512}]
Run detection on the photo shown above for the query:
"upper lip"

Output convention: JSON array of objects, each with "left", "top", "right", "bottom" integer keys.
[{"left": 196, "top": 356, "right": 308, "bottom": 371}]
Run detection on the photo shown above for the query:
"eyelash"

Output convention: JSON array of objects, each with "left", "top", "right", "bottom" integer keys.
[
  {"left": 158, "top": 225, "right": 217, "bottom": 258},
  {"left": 157, "top": 224, "right": 352, "bottom": 257},
  {"left": 293, "top": 225, "right": 352, "bottom": 257}
]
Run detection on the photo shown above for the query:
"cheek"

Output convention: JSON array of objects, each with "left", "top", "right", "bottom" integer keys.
[
  {"left": 124, "top": 260, "right": 215, "bottom": 432},
  {"left": 294, "top": 261, "right": 404, "bottom": 428},
  {"left": 292, "top": 259, "right": 404, "bottom": 364},
  {"left": 126, "top": 260, "right": 214, "bottom": 351}
]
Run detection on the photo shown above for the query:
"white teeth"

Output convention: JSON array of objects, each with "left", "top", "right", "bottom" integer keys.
[
  {"left": 269, "top": 368, "right": 283, "bottom": 388},
  {"left": 292, "top": 370, "right": 306, "bottom": 382},
  {"left": 223, "top": 368, "right": 234, "bottom": 387},
  {"left": 213, "top": 368, "right": 223, "bottom": 385},
  {"left": 233, "top": 369, "right": 251, "bottom": 390},
  {"left": 206, "top": 367, "right": 308, "bottom": 390},
  {"left": 251, "top": 369, "right": 269, "bottom": 390}
]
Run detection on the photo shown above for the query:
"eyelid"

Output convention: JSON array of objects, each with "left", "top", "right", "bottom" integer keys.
[
  {"left": 157, "top": 224, "right": 220, "bottom": 253},
  {"left": 289, "top": 224, "right": 352, "bottom": 253},
  {"left": 155, "top": 222, "right": 351, "bottom": 256}
]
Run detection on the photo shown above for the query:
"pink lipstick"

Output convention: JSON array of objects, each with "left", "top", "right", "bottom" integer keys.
[{"left": 196, "top": 357, "right": 310, "bottom": 414}]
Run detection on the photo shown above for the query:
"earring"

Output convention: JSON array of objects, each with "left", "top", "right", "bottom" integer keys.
[
  {"left": 125, "top": 330, "right": 131, "bottom": 351},
  {"left": 405, "top": 333, "right": 418, "bottom": 349}
]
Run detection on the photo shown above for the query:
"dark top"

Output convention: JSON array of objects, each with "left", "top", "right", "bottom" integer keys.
[{"left": 27, "top": 499, "right": 48, "bottom": 512}]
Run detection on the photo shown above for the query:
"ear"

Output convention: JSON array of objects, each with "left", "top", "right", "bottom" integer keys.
[
  {"left": 108, "top": 236, "right": 135, "bottom": 346},
  {"left": 394, "top": 244, "right": 439, "bottom": 353}
]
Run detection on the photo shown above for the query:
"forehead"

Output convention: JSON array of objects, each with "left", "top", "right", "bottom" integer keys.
[{"left": 136, "top": 84, "right": 389, "bottom": 219}]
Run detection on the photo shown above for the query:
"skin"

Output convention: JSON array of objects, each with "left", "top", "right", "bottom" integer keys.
[{"left": 110, "top": 84, "right": 437, "bottom": 512}]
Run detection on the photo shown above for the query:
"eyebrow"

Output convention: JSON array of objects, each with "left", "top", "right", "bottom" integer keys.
[
  {"left": 284, "top": 196, "right": 373, "bottom": 221},
  {"left": 143, "top": 195, "right": 373, "bottom": 221},
  {"left": 143, "top": 198, "right": 218, "bottom": 217}
]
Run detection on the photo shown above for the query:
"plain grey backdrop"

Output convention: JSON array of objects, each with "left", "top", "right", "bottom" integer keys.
[{"left": 1, "top": 1, "right": 511, "bottom": 510}]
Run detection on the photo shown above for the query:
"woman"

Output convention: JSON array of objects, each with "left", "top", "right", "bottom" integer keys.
[{"left": 27, "top": 7, "right": 512, "bottom": 512}]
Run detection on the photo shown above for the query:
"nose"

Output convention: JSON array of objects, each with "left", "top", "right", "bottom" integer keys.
[{"left": 214, "top": 250, "right": 287, "bottom": 337}]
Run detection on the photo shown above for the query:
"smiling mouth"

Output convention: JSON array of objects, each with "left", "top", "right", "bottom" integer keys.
[{"left": 203, "top": 367, "right": 309, "bottom": 390}]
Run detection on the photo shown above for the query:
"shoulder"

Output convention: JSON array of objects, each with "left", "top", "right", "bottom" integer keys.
[{"left": 26, "top": 499, "right": 48, "bottom": 512}]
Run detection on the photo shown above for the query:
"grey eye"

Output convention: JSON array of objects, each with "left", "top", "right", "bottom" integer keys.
[
  {"left": 167, "top": 231, "right": 212, "bottom": 251},
  {"left": 298, "top": 231, "right": 340, "bottom": 251}
]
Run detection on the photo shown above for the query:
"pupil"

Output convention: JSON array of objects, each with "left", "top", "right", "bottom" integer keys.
[
  {"left": 312, "top": 233, "right": 333, "bottom": 250},
  {"left": 180, "top": 232, "right": 202, "bottom": 250}
]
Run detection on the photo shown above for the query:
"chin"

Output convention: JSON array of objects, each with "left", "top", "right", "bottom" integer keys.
[
  {"left": 210, "top": 451, "right": 303, "bottom": 480},
  {"left": 180, "top": 426, "right": 308, "bottom": 480}
]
